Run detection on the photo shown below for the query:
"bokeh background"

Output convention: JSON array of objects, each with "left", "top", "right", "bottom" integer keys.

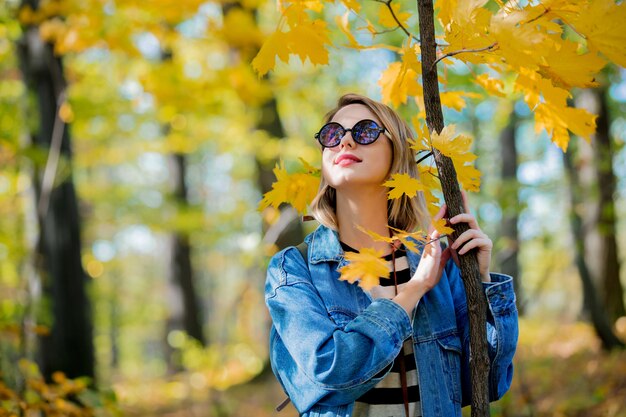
[{"left": 1, "top": 0, "right": 625, "bottom": 416}]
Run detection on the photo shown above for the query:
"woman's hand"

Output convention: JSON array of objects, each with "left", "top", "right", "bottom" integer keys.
[
  {"left": 448, "top": 191, "right": 492, "bottom": 283},
  {"left": 393, "top": 205, "right": 451, "bottom": 314}
]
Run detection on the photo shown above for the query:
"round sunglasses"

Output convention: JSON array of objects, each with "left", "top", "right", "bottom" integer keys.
[{"left": 314, "top": 119, "right": 389, "bottom": 148}]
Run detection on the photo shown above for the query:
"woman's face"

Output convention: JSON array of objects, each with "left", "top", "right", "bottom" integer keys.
[{"left": 321, "top": 103, "right": 393, "bottom": 191}]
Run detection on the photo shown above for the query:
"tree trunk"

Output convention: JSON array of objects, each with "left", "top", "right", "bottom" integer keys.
[
  {"left": 18, "top": 1, "right": 94, "bottom": 380},
  {"left": 586, "top": 88, "right": 625, "bottom": 322},
  {"left": 562, "top": 141, "right": 624, "bottom": 350},
  {"left": 167, "top": 152, "right": 206, "bottom": 347},
  {"left": 498, "top": 111, "right": 522, "bottom": 314},
  {"left": 416, "top": 0, "right": 491, "bottom": 415}
]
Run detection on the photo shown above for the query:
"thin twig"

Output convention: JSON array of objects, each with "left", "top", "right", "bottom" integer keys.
[
  {"left": 416, "top": 151, "right": 433, "bottom": 165},
  {"left": 373, "top": 0, "right": 420, "bottom": 43},
  {"left": 370, "top": 27, "right": 400, "bottom": 36},
  {"left": 431, "top": 43, "right": 497, "bottom": 69}
]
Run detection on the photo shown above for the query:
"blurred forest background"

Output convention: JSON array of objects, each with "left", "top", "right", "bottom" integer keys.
[{"left": 0, "top": 0, "right": 625, "bottom": 416}]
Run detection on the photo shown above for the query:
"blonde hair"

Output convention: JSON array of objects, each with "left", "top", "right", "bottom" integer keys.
[{"left": 310, "top": 93, "right": 429, "bottom": 232}]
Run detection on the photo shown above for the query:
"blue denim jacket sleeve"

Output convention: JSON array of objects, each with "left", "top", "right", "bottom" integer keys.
[
  {"left": 265, "top": 246, "right": 413, "bottom": 410},
  {"left": 445, "top": 260, "right": 519, "bottom": 406}
]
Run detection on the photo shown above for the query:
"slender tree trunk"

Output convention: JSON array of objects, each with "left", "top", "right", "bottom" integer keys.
[
  {"left": 498, "top": 111, "right": 522, "bottom": 314},
  {"left": 168, "top": 152, "right": 206, "bottom": 347},
  {"left": 18, "top": 1, "right": 94, "bottom": 380},
  {"left": 416, "top": 0, "right": 490, "bottom": 415},
  {"left": 154, "top": 47, "right": 205, "bottom": 372},
  {"left": 562, "top": 142, "right": 624, "bottom": 350},
  {"left": 587, "top": 88, "right": 625, "bottom": 322}
]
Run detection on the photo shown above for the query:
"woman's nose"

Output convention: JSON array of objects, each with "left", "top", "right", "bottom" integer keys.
[{"left": 339, "top": 130, "right": 355, "bottom": 148}]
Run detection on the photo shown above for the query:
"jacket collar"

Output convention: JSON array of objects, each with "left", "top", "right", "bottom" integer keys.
[{"left": 308, "top": 224, "right": 345, "bottom": 264}]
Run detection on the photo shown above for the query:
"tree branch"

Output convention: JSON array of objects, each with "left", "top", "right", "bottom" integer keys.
[{"left": 432, "top": 43, "right": 497, "bottom": 69}]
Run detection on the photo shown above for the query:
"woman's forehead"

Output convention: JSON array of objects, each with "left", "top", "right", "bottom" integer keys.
[{"left": 331, "top": 103, "right": 379, "bottom": 124}]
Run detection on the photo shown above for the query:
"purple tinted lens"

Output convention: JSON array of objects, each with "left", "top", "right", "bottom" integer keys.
[
  {"left": 320, "top": 123, "right": 344, "bottom": 147},
  {"left": 353, "top": 120, "right": 380, "bottom": 144}
]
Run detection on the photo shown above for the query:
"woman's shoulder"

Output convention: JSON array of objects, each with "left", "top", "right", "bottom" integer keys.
[{"left": 265, "top": 242, "right": 312, "bottom": 297}]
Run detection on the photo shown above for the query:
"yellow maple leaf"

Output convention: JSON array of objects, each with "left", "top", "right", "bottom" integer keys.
[
  {"left": 288, "top": 19, "right": 330, "bottom": 66},
  {"left": 432, "top": 218, "right": 454, "bottom": 235},
  {"left": 430, "top": 125, "right": 481, "bottom": 192},
  {"left": 379, "top": 62, "right": 417, "bottom": 107},
  {"left": 443, "top": 0, "right": 495, "bottom": 64},
  {"left": 357, "top": 225, "right": 395, "bottom": 245},
  {"left": 335, "top": 13, "right": 362, "bottom": 49},
  {"left": 379, "top": 2, "right": 411, "bottom": 29},
  {"left": 440, "top": 91, "right": 473, "bottom": 112},
  {"left": 258, "top": 161, "right": 321, "bottom": 214},
  {"left": 571, "top": 0, "right": 626, "bottom": 68},
  {"left": 418, "top": 165, "right": 442, "bottom": 217},
  {"left": 339, "top": 248, "right": 389, "bottom": 290},
  {"left": 251, "top": 31, "right": 290, "bottom": 76},
  {"left": 388, "top": 226, "right": 428, "bottom": 253},
  {"left": 430, "top": 125, "right": 476, "bottom": 163},
  {"left": 474, "top": 73, "right": 505, "bottom": 97},
  {"left": 383, "top": 173, "right": 425, "bottom": 199},
  {"left": 534, "top": 102, "right": 597, "bottom": 151},
  {"left": 252, "top": 8, "right": 331, "bottom": 75},
  {"left": 454, "top": 163, "right": 481, "bottom": 192},
  {"left": 538, "top": 39, "right": 606, "bottom": 89}
]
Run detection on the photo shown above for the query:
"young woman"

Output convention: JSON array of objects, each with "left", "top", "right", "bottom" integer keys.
[{"left": 265, "top": 94, "right": 518, "bottom": 417}]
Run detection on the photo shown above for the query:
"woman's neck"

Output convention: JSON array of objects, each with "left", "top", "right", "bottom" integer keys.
[{"left": 335, "top": 186, "right": 391, "bottom": 254}]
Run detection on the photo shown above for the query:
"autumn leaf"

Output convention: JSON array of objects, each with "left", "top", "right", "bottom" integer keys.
[
  {"left": 432, "top": 218, "right": 454, "bottom": 235},
  {"left": 258, "top": 161, "right": 321, "bottom": 214},
  {"left": 430, "top": 125, "right": 476, "bottom": 164},
  {"left": 418, "top": 165, "right": 442, "bottom": 217},
  {"left": 430, "top": 125, "right": 480, "bottom": 191},
  {"left": 570, "top": 0, "right": 626, "bottom": 68},
  {"left": 357, "top": 225, "right": 394, "bottom": 245},
  {"left": 455, "top": 163, "right": 481, "bottom": 192},
  {"left": 474, "top": 73, "right": 505, "bottom": 97},
  {"left": 388, "top": 226, "right": 428, "bottom": 253},
  {"left": 338, "top": 248, "right": 389, "bottom": 290},
  {"left": 252, "top": 7, "right": 330, "bottom": 76},
  {"left": 378, "top": 42, "right": 423, "bottom": 107},
  {"left": 251, "top": 31, "right": 290, "bottom": 76},
  {"left": 384, "top": 173, "right": 425, "bottom": 199}
]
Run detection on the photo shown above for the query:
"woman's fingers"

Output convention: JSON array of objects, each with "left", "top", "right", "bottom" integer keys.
[
  {"left": 455, "top": 237, "right": 492, "bottom": 255},
  {"left": 450, "top": 229, "right": 486, "bottom": 251},
  {"left": 449, "top": 213, "right": 480, "bottom": 230}
]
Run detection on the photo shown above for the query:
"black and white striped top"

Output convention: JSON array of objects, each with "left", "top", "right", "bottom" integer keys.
[{"left": 341, "top": 242, "right": 421, "bottom": 417}]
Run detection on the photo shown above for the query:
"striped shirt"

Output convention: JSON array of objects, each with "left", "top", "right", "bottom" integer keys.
[{"left": 341, "top": 242, "right": 421, "bottom": 417}]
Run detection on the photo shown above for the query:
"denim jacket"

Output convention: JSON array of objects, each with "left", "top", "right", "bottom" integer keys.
[{"left": 265, "top": 225, "right": 518, "bottom": 417}]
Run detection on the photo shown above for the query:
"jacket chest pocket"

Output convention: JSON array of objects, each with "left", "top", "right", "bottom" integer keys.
[
  {"left": 436, "top": 334, "right": 463, "bottom": 404},
  {"left": 328, "top": 308, "right": 357, "bottom": 328}
]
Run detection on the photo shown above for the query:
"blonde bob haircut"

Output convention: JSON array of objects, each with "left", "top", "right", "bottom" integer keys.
[{"left": 310, "top": 93, "right": 429, "bottom": 232}]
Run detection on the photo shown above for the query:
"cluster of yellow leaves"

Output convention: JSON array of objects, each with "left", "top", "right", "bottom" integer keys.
[
  {"left": 258, "top": 159, "right": 321, "bottom": 215},
  {"left": 0, "top": 359, "right": 117, "bottom": 417},
  {"left": 439, "top": 0, "right": 626, "bottom": 150},
  {"left": 255, "top": 0, "right": 624, "bottom": 151}
]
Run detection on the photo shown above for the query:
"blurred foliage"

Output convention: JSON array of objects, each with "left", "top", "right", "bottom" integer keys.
[{"left": 0, "top": 359, "right": 119, "bottom": 417}]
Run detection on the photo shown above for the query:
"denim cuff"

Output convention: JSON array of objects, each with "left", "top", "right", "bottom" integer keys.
[{"left": 482, "top": 273, "right": 516, "bottom": 315}]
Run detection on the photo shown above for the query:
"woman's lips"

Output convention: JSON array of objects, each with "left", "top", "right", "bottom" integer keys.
[{"left": 335, "top": 154, "right": 362, "bottom": 166}]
